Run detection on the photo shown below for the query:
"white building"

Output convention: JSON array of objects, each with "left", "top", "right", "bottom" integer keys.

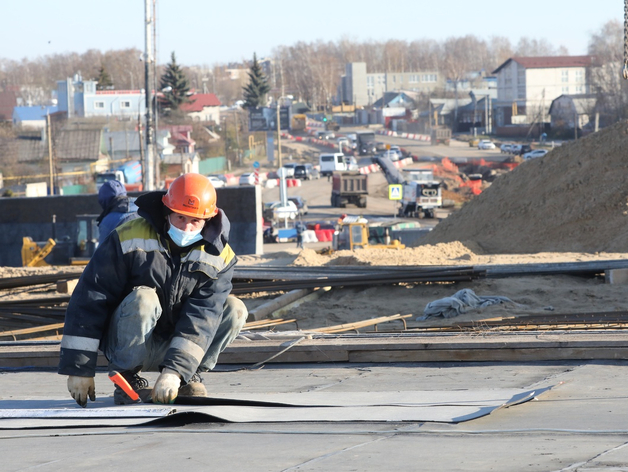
[
  {"left": 340, "top": 62, "right": 443, "bottom": 107},
  {"left": 492, "top": 56, "right": 596, "bottom": 127},
  {"left": 57, "top": 74, "right": 146, "bottom": 119}
]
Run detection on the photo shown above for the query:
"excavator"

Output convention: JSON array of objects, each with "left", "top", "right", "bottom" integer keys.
[{"left": 22, "top": 214, "right": 99, "bottom": 267}]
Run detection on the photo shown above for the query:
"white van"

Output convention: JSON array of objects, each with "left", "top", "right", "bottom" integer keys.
[{"left": 319, "top": 153, "right": 347, "bottom": 177}]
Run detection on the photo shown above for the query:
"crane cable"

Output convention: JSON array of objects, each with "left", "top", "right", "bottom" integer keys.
[{"left": 624, "top": 0, "right": 628, "bottom": 79}]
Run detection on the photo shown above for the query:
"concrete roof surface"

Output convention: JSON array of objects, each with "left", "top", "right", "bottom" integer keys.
[{"left": 2, "top": 360, "right": 628, "bottom": 471}]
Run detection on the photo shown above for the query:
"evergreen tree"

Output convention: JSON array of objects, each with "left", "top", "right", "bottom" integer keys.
[
  {"left": 159, "top": 52, "right": 191, "bottom": 112},
  {"left": 94, "top": 65, "right": 113, "bottom": 90},
  {"left": 242, "top": 53, "right": 270, "bottom": 109}
]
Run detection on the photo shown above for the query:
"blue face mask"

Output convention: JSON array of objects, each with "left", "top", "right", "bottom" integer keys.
[{"left": 167, "top": 222, "right": 204, "bottom": 247}]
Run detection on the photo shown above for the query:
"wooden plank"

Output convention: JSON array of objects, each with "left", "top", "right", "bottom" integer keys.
[
  {"left": 311, "top": 314, "right": 412, "bottom": 333},
  {"left": 5, "top": 333, "right": 628, "bottom": 368}
]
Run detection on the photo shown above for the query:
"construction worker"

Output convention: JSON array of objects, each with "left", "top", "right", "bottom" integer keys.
[
  {"left": 295, "top": 220, "right": 305, "bottom": 249},
  {"left": 59, "top": 173, "right": 247, "bottom": 407},
  {"left": 96, "top": 180, "right": 138, "bottom": 243}
]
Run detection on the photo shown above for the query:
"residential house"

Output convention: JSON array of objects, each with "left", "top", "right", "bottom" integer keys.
[
  {"left": 103, "top": 129, "right": 175, "bottom": 162},
  {"left": 340, "top": 62, "right": 443, "bottom": 107},
  {"left": 492, "top": 56, "right": 596, "bottom": 129},
  {"left": 416, "top": 98, "right": 472, "bottom": 133},
  {"left": 456, "top": 96, "right": 493, "bottom": 133},
  {"left": 180, "top": 93, "right": 221, "bottom": 122},
  {"left": 168, "top": 125, "right": 195, "bottom": 154},
  {"left": 53, "top": 122, "right": 108, "bottom": 186},
  {"left": 162, "top": 152, "right": 200, "bottom": 178},
  {"left": 372, "top": 92, "right": 417, "bottom": 109},
  {"left": 548, "top": 94, "right": 597, "bottom": 131},
  {"left": 12, "top": 106, "right": 58, "bottom": 129}
]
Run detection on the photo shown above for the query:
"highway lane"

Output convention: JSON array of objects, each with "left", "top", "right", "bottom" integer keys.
[{"left": 336, "top": 126, "right": 507, "bottom": 163}]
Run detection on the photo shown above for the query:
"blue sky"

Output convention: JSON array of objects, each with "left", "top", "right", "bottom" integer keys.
[{"left": 0, "top": 0, "right": 619, "bottom": 66}]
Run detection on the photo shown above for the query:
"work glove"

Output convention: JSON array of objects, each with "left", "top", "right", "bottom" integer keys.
[
  {"left": 152, "top": 368, "right": 181, "bottom": 404},
  {"left": 67, "top": 376, "right": 96, "bottom": 408}
]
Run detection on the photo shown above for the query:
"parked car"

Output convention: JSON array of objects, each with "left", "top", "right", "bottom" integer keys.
[
  {"left": 377, "top": 150, "right": 401, "bottom": 162},
  {"left": 207, "top": 174, "right": 228, "bottom": 185},
  {"left": 239, "top": 173, "right": 256, "bottom": 186},
  {"left": 478, "top": 140, "right": 496, "bottom": 150},
  {"left": 519, "top": 144, "right": 532, "bottom": 155},
  {"left": 281, "top": 163, "right": 299, "bottom": 177},
  {"left": 316, "top": 130, "right": 335, "bottom": 140},
  {"left": 375, "top": 141, "right": 388, "bottom": 152},
  {"left": 288, "top": 196, "right": 308, "bottom": 216},
  {"left": 207, "top": 176, "right": 225, "bottom": 188},
  {"left": 500, "top": 143, "right": 514, "bottom": 153},
  {"left": 294, "top": 164, "right": 320, "bottom": 180},
  {"left": 523, "top": 149, "right": 549, "bottom": 160},
  {"left": 387, "top": 146, "right": 404, "bottom": 160},
  {"left": 263, "top": 200, "right": 298, "bottom": 220},
  {"left": 344, "top": 133, "right": 358, "bottom": 149}
]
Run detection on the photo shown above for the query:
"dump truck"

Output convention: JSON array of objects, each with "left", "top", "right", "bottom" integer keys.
[
  {"left": 331, "top": 171, "right": 367, "bottom": 208},
  {"left": 356, "top": 130, "right": 377, "bottom": 155},
  {"left": 430, "top": 127, "right": 451, "bottom": 146}
]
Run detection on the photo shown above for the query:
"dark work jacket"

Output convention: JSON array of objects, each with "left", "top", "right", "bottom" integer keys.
[{"left": 58, "top": 191, "right": 236, "bottom": 382}]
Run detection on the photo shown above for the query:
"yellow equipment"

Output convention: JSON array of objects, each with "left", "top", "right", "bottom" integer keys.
[
  {"left": 21, "top": 214, "right": 100, "bottom": 267},
  {"left": 334, "top": 219, "right": 405, "bottom": 251},
  {"left": 21, "top": 237, "right": 56, "bottom": 267}
]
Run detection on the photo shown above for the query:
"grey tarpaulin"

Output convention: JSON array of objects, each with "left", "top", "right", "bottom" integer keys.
[{"left": 418, "top": 288, "right": 515, "bottom": 320}]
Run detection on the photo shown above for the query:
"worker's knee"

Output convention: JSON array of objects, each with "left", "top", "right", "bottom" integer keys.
[
  {"left": 223, "top": 296, "right": 248, "bottom": 330},
  {"left": 117, "top": 286, "right": 161, "bottom": 319}
]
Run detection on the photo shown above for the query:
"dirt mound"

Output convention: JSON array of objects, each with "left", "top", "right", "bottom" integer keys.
[{"left": 421, "top": 121, "right": 628, "bottom": 254}]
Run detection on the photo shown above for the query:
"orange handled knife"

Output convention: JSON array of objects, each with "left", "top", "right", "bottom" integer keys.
[{"left": 108, "top": 371, "right": 140, "bottom": 401}]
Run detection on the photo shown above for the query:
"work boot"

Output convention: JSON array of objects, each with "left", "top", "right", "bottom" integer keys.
[
  {"left": 113, "top": 371, "right": 150, "bottom": 405},
  {"left": 178, "top": 371, "right": 207, "bottom": 397}
]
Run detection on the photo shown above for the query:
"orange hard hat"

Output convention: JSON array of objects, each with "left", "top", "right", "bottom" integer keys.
[{"left": 162, "top": 173, "right": 218, "bottom": 218}]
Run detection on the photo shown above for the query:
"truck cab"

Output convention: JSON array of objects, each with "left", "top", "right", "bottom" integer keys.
[{"left": 400, "top": 171, "right": 442, "bottom": 219}]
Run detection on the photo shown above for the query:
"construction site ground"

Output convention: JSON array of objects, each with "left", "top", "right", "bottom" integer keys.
[{"left": 4, "top": 123, "right": 628, "bottom": 470}]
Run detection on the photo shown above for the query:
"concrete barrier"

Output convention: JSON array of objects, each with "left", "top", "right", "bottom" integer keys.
[{"left": 0, "top": 186, "right": 263, "bottom": 266}]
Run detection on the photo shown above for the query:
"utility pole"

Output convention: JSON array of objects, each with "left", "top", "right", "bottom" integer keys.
[
  {"left": 144, "top": 0, "right": 155, "bottom": 191},
  {"left": 46, "top": 114, "right": 53, "bottom": 195},
  {"left": 277, "top": 100, "right": 282, "bottom": 168}
]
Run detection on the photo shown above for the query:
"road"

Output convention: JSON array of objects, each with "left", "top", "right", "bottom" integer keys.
[
  {"left": 340, "top": 126, "right": 506, "bottom": 163},
  {"left": 252, "top": 125, "right": 508, "bottom": 251}
]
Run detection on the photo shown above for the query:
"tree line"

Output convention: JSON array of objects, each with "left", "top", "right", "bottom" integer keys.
[{"left": 0, "top": 20, "right": 625, "bottom": 115}]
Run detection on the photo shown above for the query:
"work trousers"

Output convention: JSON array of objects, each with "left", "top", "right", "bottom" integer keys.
[{"left": 102, "top": 286, "right": 247, "bottom": 376}]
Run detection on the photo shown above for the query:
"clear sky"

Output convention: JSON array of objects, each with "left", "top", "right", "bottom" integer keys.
[{"left": 0, "top": 0, "right": 620, "bottom": 66}]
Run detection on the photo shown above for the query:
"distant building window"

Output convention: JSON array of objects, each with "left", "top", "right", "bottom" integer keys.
[
  {"left": 562, "top": 70, "right": 569, "bottom": 83},
  {"left": 562, "top": 86, "right": 569, "bottom": 93},
  {"left": 575, "top": 70, "right": 584, "bottom": 83},
  {"left": 94, "top": 101, "right": 105, "bottom": 109},
  {"left": 575, "top": 85, "right": 584, "bottom": 93},
  {"left": 121, "top": 101, "right": 131, "bottom": 109}
]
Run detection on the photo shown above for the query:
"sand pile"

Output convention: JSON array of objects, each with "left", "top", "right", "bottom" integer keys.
[{"left": 421, "top": 121, "right": 628, "bottom": 254}]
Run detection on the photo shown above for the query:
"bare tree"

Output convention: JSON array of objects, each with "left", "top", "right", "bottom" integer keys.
[{"left": 587, "top": 20, "right": 628, "bottom": 124}]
